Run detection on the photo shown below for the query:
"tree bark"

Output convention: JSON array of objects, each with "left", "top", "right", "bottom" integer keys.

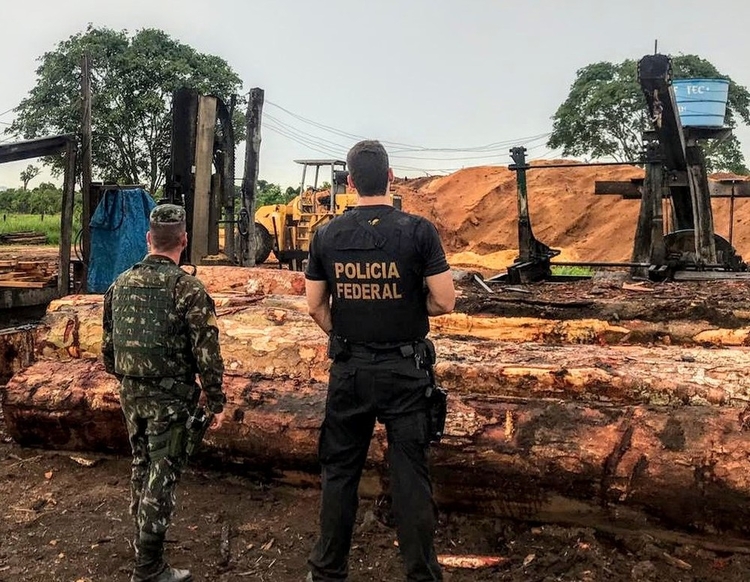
[
  {"left": 10, "top": 267, "right": 750, "bottom": 536},
  {"left": 6, "top": 357, "right": 750, "bottom": 537}
]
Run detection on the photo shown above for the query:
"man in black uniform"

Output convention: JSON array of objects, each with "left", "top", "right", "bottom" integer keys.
[{"left": 305, "top": 140, "right": 455, "bottom": 581}]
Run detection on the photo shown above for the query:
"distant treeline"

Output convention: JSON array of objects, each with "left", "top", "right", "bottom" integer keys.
[
  {"left": 0, "top": 184, "right": 69, "bottom": 216},
  {"left": 0, "top": 179, "right": 298, "bottom": 218}
]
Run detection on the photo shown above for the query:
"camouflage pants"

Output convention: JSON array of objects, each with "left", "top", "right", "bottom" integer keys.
[{"left": 119, "top": 378, "right": 194, "bottom": 549}]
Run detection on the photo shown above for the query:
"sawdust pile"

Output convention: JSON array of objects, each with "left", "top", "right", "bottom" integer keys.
[{"left": 395, "top": 163, "right": 750, "bottom": 271}]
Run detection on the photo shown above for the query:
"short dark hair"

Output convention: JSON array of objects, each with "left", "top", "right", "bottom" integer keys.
[
  {"left": 150, "top": 222, "right": 185, "bottom": 252},
  {"left": 346, "top": 140, "right": 389, "bottom": 196}
]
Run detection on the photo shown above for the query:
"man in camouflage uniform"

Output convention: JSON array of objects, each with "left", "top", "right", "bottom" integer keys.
[{"left": 102, "top": 204, "right": 226, "bottom": 582}]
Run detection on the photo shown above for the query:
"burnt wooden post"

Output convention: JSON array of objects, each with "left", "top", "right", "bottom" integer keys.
[
  {"left": 208, "top": 172, "right": 221, "bottom": 256},
  {"left": 241, "top": 87, "right": 264, "bottom": 266},
  {"left": 685, "top": 143, "right": 717, "bottom": 264},
  {"left": 631, "top": 173, "right": 655, "bottom": 278},
  {"left": 218, "top": 98, "right": 236, "bottom": 263},
  {"left": 80, "top": 53, "right": 93, "bottom": 291},
  {"left": 59, "top": 140, "right": 77, "bottom": 295},
  {"left": 632, "top": 143, "right": 666, "bottom": 278},
  {"left": 169, "top": 88, "right": 199, "bottom": 263}
]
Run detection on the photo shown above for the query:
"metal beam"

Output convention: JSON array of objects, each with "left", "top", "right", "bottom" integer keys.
[{"left": 595, "top": 180, "right": 750, "bottom": 198}]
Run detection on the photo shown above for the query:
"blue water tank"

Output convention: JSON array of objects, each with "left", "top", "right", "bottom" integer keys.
[{"left": 672, "top": 79, "right": 730, "bottom": 127}]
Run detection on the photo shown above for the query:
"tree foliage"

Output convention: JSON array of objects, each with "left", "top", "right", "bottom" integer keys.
[
  {"left": 548, "top": 55, "right": 750, "bottom": 173},
  {"left": 0, "top": 183, "right": 64, "bottom": 215},
  {"left": 7, "top": 26, "right": 245, "bottom": 193},
  {"left": 19, "top": 165, "right": 40, "bottom": 191},
  {"left": 254, "top": 180, "right": 299, "bottom": 207}
]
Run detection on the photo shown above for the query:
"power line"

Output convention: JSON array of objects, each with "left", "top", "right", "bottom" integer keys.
[
  {"left": 263, "top": 104, "right": 553, "bottom": 172},
  {"left": 0, "top": 107, "right": 14, "bottom": 118},
  {"left": 265, "top": 99, "right": 551, "bottom": 154}
]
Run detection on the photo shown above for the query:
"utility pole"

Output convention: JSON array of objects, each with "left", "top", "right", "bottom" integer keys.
[
  {"left": 80, "top": 52, "right": 93, "bottom": 290},
  {"left": 241, "top": 87, "right": 264, "bottom": 266}
]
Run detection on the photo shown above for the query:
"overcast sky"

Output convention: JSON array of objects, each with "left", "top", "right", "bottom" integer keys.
[{"left": 1, "top": 0, "right": 748, "bottom": 190}]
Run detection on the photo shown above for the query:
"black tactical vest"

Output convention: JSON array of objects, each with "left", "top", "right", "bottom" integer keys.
[
  {"left": 112, "top": 260, "right": 194, "bottom": 378},
  {"left": 323, "top": 207, "right": 429, "bottom": 343}
]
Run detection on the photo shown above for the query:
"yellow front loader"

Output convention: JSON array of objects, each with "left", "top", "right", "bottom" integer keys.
[{"left": 254, "top": 159, "right": 400, "bottom": 270}]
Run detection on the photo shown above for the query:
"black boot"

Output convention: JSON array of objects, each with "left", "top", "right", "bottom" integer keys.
[
  {"left": 131, "top": 532, "right": 166, "bottom": 582},
  {"left": 147, "top": 567, "right": 192, "bottom": 582}
]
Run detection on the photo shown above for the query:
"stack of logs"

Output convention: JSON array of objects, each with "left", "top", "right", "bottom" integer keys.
[
  {"left": 0, "top": 259, "right": 56, "bottom": 289},
  {"left": 0, "top": 231, "right": 47, "bottom": 245},
  {"left": 6, "top": 266, "right": 750, "bottom": 538}
]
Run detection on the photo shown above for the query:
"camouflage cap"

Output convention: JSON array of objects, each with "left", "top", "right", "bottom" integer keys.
[{"left": 150, "top": 204, "right": 186, "bottom": 225}]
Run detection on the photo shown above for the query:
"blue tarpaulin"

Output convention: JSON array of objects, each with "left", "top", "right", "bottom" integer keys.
[{"left": 87, "top": 188, "right": 156, "bottom": 293}]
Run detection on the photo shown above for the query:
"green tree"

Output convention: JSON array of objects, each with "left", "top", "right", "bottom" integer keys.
[
  {"left": 548, "top": 55, "right": 750, "bottom": 173},
  {"left": 28, "top": 182, "right": 63, "bottom": 214},
  {"left": 255, "top": 180, "right": 298, "bottom": 206},
  {"left": 7, "top": 25, "right": 245, "bottom": 193},
  {"left": 19, "top": 164, "right": 40, "bottom": 190}
]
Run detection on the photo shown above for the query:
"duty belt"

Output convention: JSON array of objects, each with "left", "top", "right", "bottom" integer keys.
[
  {"left": 329, "top": 334, "right": 431, "bottom": 362},
  {"left": 346, "top": 342, "right": 416, "bottom": 357}
]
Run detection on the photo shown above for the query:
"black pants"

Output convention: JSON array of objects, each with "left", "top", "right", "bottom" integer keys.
[{"left": 308, "top": 351, "right": 443, "bottom": 581}]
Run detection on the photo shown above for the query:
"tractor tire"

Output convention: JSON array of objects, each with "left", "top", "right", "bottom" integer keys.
[{"left": 253, "top": 222, "right": 274, "bottom": 265}]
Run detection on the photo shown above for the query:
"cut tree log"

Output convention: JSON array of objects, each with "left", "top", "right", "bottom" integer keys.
[
  {"left": 32, "top": 294, "right": 750, "bottom": 406},
  {"left": 0, "top": 325, "right": 35, "bottom": 383},
  {"left": 11, "top": 267, "right": 750, "bottom": 537},
  {"left": 6, "top": 357, "right": 750, "bottom": 537}
]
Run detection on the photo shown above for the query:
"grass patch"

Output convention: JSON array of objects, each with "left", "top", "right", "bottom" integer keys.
[
  {"left": 0, "top": 214, "right": 81, "bottom": 246},
  {"left": 550, "top": 265, "right": 595, "bottom": 277}
]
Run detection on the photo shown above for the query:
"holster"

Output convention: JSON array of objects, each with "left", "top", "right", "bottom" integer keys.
[
  {"left": 148, "top": 423, "right": 187, "bottom": 462},
  {"left": 425, "top": 384, "right": 448, "bottom": 443},
  {"left": 327, "top": 335, "right": 351, "bottom": 362},
  {"left": 185, "top": 406, "right": 213, "bottom": 457},
  {"left": 415, "top": 339, "right": 448, "bottom": 444}
]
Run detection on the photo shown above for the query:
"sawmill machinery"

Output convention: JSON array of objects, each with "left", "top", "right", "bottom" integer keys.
[{"left": 488, "top": 52, "right": 748, "bottom": 285}]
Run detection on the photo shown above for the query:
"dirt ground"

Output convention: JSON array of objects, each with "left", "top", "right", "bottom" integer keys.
[
  {"left": 2, "top": 405, "right": 750, "bottom": 582},
  {"left": 395, "top": 164, "right": 750, "bottom": 264}
]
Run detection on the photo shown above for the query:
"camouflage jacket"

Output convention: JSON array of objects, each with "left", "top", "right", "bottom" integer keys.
[{"left": 102, "top": 255, "right": 226, "bottom": 412}]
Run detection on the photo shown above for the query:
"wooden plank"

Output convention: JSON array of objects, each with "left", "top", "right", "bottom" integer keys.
[
  {"left": 0, "top": 273, "right": 44, "bottom": 281},
  {"left": 673, "top": 271, "right": 750, "bottom": 281},
  {"left": 241, "top": 87, "right": 265, "bottom": 266},
  {"left": 80, "top": 52, "right": 93, "bottom": 290},
  {"left": 596, "top": 180, "right": 750, "bottom": 198},
  {"left": 0, "top": 135, "right": 73, "bottom": 164},
  {"left": 190, "top": 95, "right": 218, "bottom": 265},
  {"left": 59, "top": 140, "right": 76, "bottom": 295},
  {"left": 0, "top": 281, "right": 51, "bottom": 288}
]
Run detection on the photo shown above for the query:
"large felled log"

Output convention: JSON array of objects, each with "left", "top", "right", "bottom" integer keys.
[
  {"left": 39, "top": 292, "right": 750, "bottom": 365},
  {"left": 6, "top": 357, "right": 750, "bottom": 537},
  {"left": 31, "top": 294, "right": 750, "bottom": 405},
  {"left": 12, "top": 266, "right": 750, "bottom": 537}
]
